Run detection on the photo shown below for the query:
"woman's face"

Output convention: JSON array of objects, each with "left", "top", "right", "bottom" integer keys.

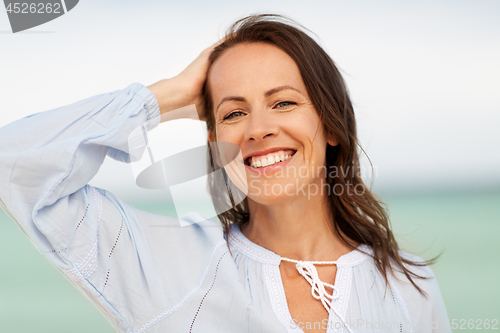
[{"left": 208, "top": 42, "right": 337, "bottom": 205}]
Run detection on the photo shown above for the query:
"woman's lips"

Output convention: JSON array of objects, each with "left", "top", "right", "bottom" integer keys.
[
  {"left": 245, "top": 150, "right": 296, "bottom": 171},
  {"left": 245, "top": 149, "right": 296, "bottom": 167}
]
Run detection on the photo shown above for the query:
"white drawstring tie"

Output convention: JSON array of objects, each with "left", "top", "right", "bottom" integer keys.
[
  {"left": 281, "top": 257, "right": 354, "bottom": 333},
  {"left": 281, "top": 258, "right": 339, "bottom": 312}
]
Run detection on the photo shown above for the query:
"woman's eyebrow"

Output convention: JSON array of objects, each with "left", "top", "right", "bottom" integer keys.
[
  {"left": 217, "top": 96, "right": 246, "bottom": 112},
  {"left": 216, "top": 86, "right": 303, "bottom": 112},
  {"left": 264, "top": 85, "right": 302, "bottom": 97}
]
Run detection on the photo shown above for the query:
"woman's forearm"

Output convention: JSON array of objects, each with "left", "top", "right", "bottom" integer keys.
[{"left": 147, "top": 78, "right": 194, "bottom": 116}]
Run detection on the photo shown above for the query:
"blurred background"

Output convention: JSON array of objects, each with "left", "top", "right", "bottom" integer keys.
[{"left": 1, "top": 0, "right": 499, "bottom": 332}]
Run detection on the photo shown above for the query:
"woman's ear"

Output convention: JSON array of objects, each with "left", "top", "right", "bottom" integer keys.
[
  {"left": 327, "top": 132, "right": 339, "bottom": 147},
  {"left": 208, "top": 130, "right": 214, "bottom": 142}
]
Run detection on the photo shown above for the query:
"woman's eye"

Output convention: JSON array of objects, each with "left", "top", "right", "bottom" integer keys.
[
  {"left": 275, "top": 101, "right": 296, "bottom": 109},
  {"left": 223, "top": 111, "right": 244, "bottom": 120}
]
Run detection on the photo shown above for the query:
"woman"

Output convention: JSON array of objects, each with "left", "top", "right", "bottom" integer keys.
[{"left": 0, "top": 14, "right": 449, "bottom": 333}]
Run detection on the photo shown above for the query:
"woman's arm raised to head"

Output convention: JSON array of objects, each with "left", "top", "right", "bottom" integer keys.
[
  {"left": 0, "top": 38, "right": 221, "bottom": 246},
  {"left": 0, "top": 40, "right": 222, "bottom": 331}
]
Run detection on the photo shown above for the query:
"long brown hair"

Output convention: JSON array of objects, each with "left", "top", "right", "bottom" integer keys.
[{"left": 203, "top": 14, "right": 439, "bottom": 296}]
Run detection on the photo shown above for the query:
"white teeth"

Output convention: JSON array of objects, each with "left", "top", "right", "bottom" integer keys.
[{"left": 250, "top": 152, "right": 294, "bottom": 168}]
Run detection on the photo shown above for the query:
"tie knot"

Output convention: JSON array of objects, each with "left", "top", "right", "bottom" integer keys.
[{"left": 281, "top": 258, "right": 339, "bottom": 313}]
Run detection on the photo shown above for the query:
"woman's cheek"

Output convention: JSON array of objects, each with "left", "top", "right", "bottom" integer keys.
[
  {"left": 283, "top": 110, "right": 319, "bottom": 132},
  {"left": 218, "top": 125, "right": 245, "bottom": 145}
]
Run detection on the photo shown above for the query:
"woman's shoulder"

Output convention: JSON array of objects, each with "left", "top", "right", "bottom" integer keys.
[
  {"left": 397, "top": 249, "right": 436, "bottom": 277},
  {"left": 388, "top": 249, "right": 439, "bottom": 294},
  {"left": 398, "top": 249, "right": 445, "bottom": 296},
  {"left": 390, "top": 249, "right": 450, "bottom": 325},
  {"left": 354, "top": 245, "right": 437, "bottom": 287},
  {"left": 355, "top": 244, "right": 444, "bottom": 306}
]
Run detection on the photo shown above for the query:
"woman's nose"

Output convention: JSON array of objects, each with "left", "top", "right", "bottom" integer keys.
[{"left": 243, "top": 109, "right": 280, "bottom": 142}]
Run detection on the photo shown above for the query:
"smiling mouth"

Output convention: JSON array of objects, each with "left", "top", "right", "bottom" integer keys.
[{"left": 245, "top": 150, "right": 297, "bottom": 168}]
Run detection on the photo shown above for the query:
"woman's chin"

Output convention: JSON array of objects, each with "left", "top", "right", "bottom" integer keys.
[
  {"left": 246, "top": 193, "right": 292, "bottom": 206},
  {"left": 246, "top": 183, "right": 300, "bottom": 206}
]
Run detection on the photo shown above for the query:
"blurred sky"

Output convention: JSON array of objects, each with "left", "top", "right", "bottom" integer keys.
[{"left": 1, "top": 0, "right": 499, "bottom": 204}]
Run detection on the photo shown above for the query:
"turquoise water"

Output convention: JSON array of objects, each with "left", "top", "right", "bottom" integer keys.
[
  {"left": 383, "top": 191, "right": 500, "bottom": 327},
  {"left": 1, "top": 191, "right": 499, "bottom": 332}
]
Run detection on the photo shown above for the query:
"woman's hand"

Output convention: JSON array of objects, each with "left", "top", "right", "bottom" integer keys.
[{"left": 147, "top": 39, "right": 225, "bottom": 121}]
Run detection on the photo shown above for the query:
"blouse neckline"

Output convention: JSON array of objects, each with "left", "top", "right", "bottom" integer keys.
[{"left": 228, "top": 223, "right": 372, "bottom": 266}]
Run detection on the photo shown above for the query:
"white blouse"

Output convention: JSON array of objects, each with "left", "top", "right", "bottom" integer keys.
[{"left": 0, "top": 83, "right": 450, "bottom": 332}]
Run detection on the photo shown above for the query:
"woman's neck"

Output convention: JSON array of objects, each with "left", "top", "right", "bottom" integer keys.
[{"left": 241, "top": 194, "right": 358, "bottom": 261}]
